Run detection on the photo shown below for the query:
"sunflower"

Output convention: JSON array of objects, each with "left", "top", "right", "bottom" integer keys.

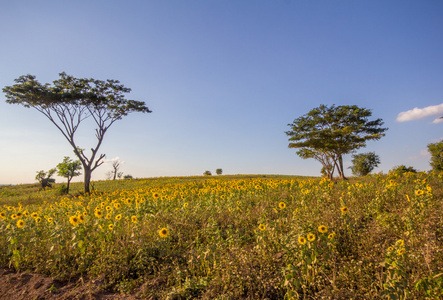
[
  {"left": 115, "top": 214, "right": 122, "bottom": 221},
  {"left": 397, "top": 248, "right": 405, "bottom": 256},
  {"left": 11, "top": 214, "right": 17, "bottom": 219},
  {"left": 258, "top": 224, "right": 266, "bottom": 231},
  {"left": 106, "top": 213, "right": 112, "bottom": 220},
  {"left": 152, "top": 192, "right": 160, "bottom": 199},
  {"left": 318, "top": 225, "right": 328, "bottom": 234},
  {"left": 415, "top": 189, "right": 424, "bottom": 196},
  {"left": 108, "top": 224, "right": 114, "bottom": 230},
  {"left": 307, "top": 233, "right": 316, "bottom": 242},
  {"left": 69, "top": 215, "right": 79, "bottom": 226},
  {"left": 328, "top": 232, "right": 335, "bottom": 240},
  {"left": 47, "top": 217, "right": 54, "bottom": 223},
  {"left": 16, "top": 219, "right": 25, "bottom": 228},
  {"left": 158, "top": 227, "right": 169, "bottom": 238},
  {"left": 340, "top": 206, "right": 348, "bottom": 214},
  {"left": 278, "top": 202, "right": 286, "bottom": 210},
  {"left": 131, "top": 216, "right": 137, "bottom": 224},
  {"left": 77, "top": 215, "right": 84, "bottom": 223},
  {"left": 114, "top": 203, "right": 121, "bottom": 209},
  {"left": 183, "top": 203, "right": 189, "bottom": 208},
  {"left": 35, "top": 217, "right": 41, "bottom": 223},
  {"left": 94, "top": 209, "right": 103, "bottom": 218},
  {"left": 298, "top": 236, "right": 307, "bottom": 245},
  {"left": 396, "top": 239, "right": 404, "bottom": 247}
]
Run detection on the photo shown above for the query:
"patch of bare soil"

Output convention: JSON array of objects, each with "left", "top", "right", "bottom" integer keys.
[{"left": 0, "top": 268, "right": 138, "bottom": 300}]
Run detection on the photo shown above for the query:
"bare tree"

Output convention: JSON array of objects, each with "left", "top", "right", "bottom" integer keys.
[{"left": 108, "top": 159, "right": 123, "bottom": 180}]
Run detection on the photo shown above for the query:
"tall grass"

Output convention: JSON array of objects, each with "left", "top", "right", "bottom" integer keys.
[{"left": 0, "top": 173, "right": 442, "bottom": 299}]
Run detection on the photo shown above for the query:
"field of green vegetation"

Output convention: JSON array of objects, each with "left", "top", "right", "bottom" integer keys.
[{"left": 1, "top": 173, "right": 442, "bottom": 299}]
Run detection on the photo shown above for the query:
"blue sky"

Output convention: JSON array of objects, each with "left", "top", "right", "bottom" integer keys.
[{"left": 1, "top": 0, "right": 442, "bottom": 184}]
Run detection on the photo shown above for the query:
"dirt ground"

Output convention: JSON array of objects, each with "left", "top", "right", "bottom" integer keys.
[{"left": 0, "top": 268, "right": 140, "bottom": 300}]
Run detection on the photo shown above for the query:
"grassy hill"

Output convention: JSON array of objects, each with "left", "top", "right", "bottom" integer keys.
[{"left": 1, "top": 173, "right": 442, "bottom": 299}]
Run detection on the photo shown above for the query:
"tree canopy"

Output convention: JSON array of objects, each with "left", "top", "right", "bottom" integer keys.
[
  {"left": 349, "top": 152, "right": 380, "bottom": 176},
  {"left": 286, "top": 104, "right": 387, "bottom": 179},
  {"left": 3, "top": 73, "right": 151, "bottom": 193},
  {"left": 427, "top": 140, "right": 443, "bottom": 172},
  {"left": 57, "top": 156, "right": 82, "bottom": 194}
]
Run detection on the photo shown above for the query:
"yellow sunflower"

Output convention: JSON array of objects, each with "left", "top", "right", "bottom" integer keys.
[
  {"left": 131, "top": 215, "right": 137, "bottom": 224},
  {"left": 94, "top": 209, "right": 103, "bottom": 218},
  {"left": 298, "top": 236, "right": 307, "bottom": 245},
  {"left": 318, "top": 225, "right": 328, "bottom": 233},
  {"left": 307, "top": 233, "right": 316, "bottom": 242},
  {"left": 340, "top": 206, "right": 348, "bottom": 214},
  {"left": 69, "top": 215, "right": 79, "bottom": 226},
  {"left": 258, "top": 224, "right": 266, "bottom": 231},
  {"left": 278, "top": 202, "right": 286, "bottom": 210},
  {"left": 415, "top": 189, "right": 424, "bottom": 196},
  {"left": 16, "top": 219, "right": 25, "bottom": 228},
  {"left": 158, "top": 227, "right": 169, "bottom": 238}
]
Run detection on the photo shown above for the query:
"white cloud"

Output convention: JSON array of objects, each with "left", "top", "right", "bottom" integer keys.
[
  {"left": 396, "top": 103, "right": 443, "bottom": 122},
  {"left": 432, "top": 117, "right": 443, "bottom": 124}
]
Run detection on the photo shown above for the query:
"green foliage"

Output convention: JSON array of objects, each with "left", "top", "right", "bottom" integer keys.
[
  {"left": 123, "top": 174, "right": 133, "bottom": 179},
  {"left": 3, "top": 73, "right": 151, "bottom": 193},
  {"left": 203, "top": 170, "right": 212, "bottom": 176},
  {"left": 35, "top": 169, "right": 56, "bottom": 189},
  {"left": 216, "top": 168, "right": 223, "bottom": 175},
  {"left": 56, "top": 156, "right": 81, "bottom": 194},
  {"left": 286, "top": 104, "right": 387, "bottom": 179},
  {"left": 427, "top": 140, "right": 443, "bottom": 171},
  {"left": 349, "top": 152, "right": 380, "bottom": 176},
  {"left": 391, "top": 165, "right": 417, "bottom": 175}
]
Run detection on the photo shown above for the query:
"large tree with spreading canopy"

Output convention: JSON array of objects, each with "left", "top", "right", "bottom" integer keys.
[
  {"left": 286, "top": 104, "right": 387, "bottom": 179},
  {"left": 3, "top": 72, "right": 151, "bottom": 193}
]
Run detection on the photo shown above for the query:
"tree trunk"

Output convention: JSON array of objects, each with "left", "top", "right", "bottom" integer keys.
[
  {"left": 66, "top": 179, "right": 71, "bottom": 194},
  {"left": 84, "top": 168, "right": 92, "bottom": 194},
  {"left": 338, "top": 155, "right": 347, "bottom": 180}
]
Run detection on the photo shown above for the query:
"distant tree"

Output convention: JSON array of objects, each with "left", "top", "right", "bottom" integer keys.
[
  {"left": 216, "top": 168, "right": 223, "bottom": 175},
  {"left": 108, "top": 159, "right": 123, "bottom": 180},
  {"left": 286, "top": 104, "right": 387, "bottom": 179},
  {"left": 203, "top": 170, "right": 212, "bottom": 176},
  {"left": 56, "top": 156, "right": 82, "bottom": 194},
  {"left": 427, "top": 140, "right": 443, "bottom": 171},
  {"left": 391, "top": 165, "right": 417, "bottom": 175},
  {"left": 123, "top": 174, "right": 133, "bottom": 179},
  {"left": 3, "top": 73, "right": 151, "bottom": 193},
  {"left": 349, "top": 152, "right": 380, "bottom": 176},
  {"left": 35, "top": 168, "right": 56, "bottom": 189}
]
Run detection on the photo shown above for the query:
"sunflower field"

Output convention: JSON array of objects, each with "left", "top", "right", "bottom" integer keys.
[{"left": 0, "top": 173, "right": 442, "bottom": 299}]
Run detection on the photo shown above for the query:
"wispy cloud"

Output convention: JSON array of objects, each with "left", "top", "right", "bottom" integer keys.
[
  {"left": 396, "top": 103, "right": 443, "bottom": 123},
  {"left": 408, "top": 149, "right": 430, "bottom": 160},
  {"left": 104, "top": 156, "right": 124, "bottom": 164}
]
